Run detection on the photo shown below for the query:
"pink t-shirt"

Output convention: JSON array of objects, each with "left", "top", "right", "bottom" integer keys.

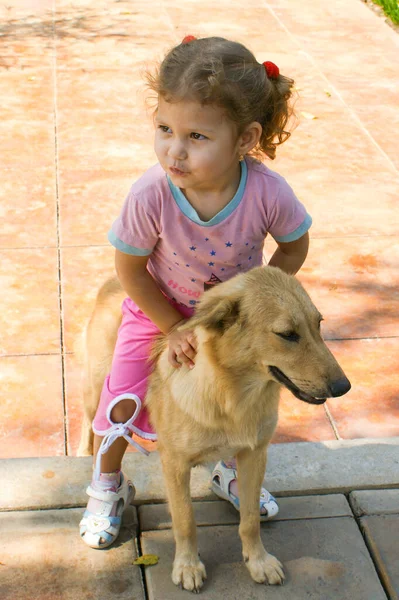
[{"left": 109, "top": 158, "right": 312, "bottom": 308}]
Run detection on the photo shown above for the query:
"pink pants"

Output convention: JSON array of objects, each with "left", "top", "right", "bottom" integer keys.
[{"left": 92, "top": 297, "right": 194, "bottom": 474}]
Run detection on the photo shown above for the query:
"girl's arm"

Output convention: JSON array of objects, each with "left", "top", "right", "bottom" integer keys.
[
  {"left": 114, "top": 249, "right": 197, "bottom": 367},
  {"left": 268, "top": 232, "right": 309, "bottom": 275}
]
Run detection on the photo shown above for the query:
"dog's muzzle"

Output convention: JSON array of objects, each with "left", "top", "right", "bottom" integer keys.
[{"left": 269, "top": 366, "right": 351, "bottom": 405}]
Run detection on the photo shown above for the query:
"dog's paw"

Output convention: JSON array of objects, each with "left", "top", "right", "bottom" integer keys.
[
  {"left": 245, "top": 551, "right": 284, "bottom": 585},
  {"left": 172, "top": 556, "right": 207, "bottom": 593}
]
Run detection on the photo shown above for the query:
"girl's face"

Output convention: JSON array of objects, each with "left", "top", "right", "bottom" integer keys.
[{"left": 154, "top": 97, "right": 242, "bottom": 193}]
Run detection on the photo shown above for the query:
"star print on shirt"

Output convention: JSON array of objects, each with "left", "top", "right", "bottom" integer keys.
[
  {"left": 225, "top": 241, "right": 232, "bottom": 247},
  {"left": 208, "top": 261, "right": 215, "bottom": 266},
  {"left": 189, "top": 246, "right": 196, "bottom": 251},
  {"left": 210, "top": 250, "right": 216, "bottom": 256}
]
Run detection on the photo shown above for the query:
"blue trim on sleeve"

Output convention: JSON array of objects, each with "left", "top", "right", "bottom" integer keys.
[
  {"left": 273, "top": 214, "right": 312, "bottom": 243},
  {"left": 167, "top": 159, "right": 248, "bottom": 227},
  {"left": 107, "top": 230, "right": 153, "bottom": 256}
]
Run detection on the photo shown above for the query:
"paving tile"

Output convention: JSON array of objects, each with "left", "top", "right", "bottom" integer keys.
[
  {"left": 0, "top": 7, "right": 55, "bottom": 69},
  {"left": 0, "top": 507, "right": 144, "bottom": 600},
  {"left": 3, "top": 440, "right": 399, "bottom": 511},
  {"left": 0, "top": 167, "right": 57, "bottom": 249},
  {"left": 0, "top": 248, "right": 60, "bottom": 355},
  {"left": 350, "top": 490, "right": 399, "bottom": 517},
  {"left": 54, "top": 7, "right": 173, "bottom": 69},
  {"left": 142, "top": 517, "right": 386, "bottom": 599},
  {"left": 0, "top": 117, "right": 55, "bottom": 170},
  {"left": 272, "top": 0, "right": 399, "bottom": 169},
  {"left": 360, "top": 515, "right": 399, "bottom": 600},
  {"left": 58, "top": 169, "right": 145, "bottom": 247},
  {"left": 296, "top": 238, "right": 399, "bottom": 341},
  {"left": 164, "top": 4, "right": 298, "bottom": 53},
  {"left": 0, "top": 67, "right": 54, "bottom": 121},
  {"left": 1, "top": 0, "right": 54, "bottom": 19},
  {"left": 0, "top": 354, "right": 64, "bottom": 458},
  {"left": 324, "top": 338, "right": 399, "bottom": 440},
  {"left": 139, "top": 494, "right": 352, "bottom": 531}
]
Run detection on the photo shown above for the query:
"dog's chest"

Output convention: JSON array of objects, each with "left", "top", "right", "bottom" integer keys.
[{"left": 189, "top": 416, "right": 277, "bottom": 465}]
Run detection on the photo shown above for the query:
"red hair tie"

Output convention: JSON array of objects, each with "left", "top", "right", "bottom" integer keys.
[
  {"left": 263, "top": 61, "right": 279, "bottom": 79},
  {"left": 182, "top": 35, "right": 197, "bottom": 44}
]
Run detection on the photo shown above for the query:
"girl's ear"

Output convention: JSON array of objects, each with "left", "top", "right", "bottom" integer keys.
[{"left": 237, "top": 121, "right": 262, "bottom": 156}]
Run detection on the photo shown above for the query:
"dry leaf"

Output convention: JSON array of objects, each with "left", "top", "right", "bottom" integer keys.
[
  {"left": 300, "top": 111, "right": 317, "bottom": 120},
  {"left": 133, "top": 554, "right": 159, "bottom": 566}
]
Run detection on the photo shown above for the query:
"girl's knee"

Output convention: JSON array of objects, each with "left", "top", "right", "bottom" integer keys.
[{"left": 110, "top": 398, "right": 137, "bottom": 423}]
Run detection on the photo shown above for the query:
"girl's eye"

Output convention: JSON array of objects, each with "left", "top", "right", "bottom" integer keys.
[
  {"left": 159, "top": 125, "right": 172, "bottom": 134},
  {"left": 190, "top": 132, "right": 206, "bottom": 140}
]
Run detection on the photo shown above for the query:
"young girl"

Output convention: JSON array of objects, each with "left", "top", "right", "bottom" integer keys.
[{"left": 80, "top": 36, "right": 311, "bottom": 549}]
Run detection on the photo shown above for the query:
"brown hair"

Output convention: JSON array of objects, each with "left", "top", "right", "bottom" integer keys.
[{"left": 146, "top": 37, "right": 295, "bottom": 160}]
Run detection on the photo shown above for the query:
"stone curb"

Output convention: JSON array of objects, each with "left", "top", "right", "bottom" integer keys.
[{"left": 2, "top": 437, "right": 399, "bottom": 511}]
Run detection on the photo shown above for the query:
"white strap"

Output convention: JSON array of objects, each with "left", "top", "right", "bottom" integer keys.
[{"left": 94, "top": 421, "right": 149, "bottom": 480}]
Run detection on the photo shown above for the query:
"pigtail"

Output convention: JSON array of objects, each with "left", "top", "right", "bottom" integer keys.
[{"left": 256, "top": 66, "right": 295, "bottom": 160}]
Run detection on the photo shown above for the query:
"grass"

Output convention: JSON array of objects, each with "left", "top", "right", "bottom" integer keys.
[{"left": 373, "top": 0, "right": 399, "bottom": 25}]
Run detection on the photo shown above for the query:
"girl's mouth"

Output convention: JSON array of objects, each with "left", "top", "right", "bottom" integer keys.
[{"left": 170, "top": 167, "right": 188, "bottom": 177}]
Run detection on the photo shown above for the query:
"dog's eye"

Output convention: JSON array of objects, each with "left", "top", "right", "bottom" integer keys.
[{"left": 275, "top": 331, "right": 300, "bottom": 342}]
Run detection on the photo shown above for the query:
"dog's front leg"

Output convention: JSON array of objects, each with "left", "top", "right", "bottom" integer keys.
[
  {"left": 161, "top": 453, "right": 207, "bottom": 593},
  {"left": 236, "top": 446, "right": 284, "bottom": 585}
]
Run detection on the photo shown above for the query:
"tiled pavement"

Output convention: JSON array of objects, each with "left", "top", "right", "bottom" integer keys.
[
  {"left": 1, "top": 1, "right": 399, "bottom": 598},
  {"left": 1, "top": 0, "right": 399, "bottom": 459},
  {"left": 1, "top": 446, "right": 399, "bottom": 599}
]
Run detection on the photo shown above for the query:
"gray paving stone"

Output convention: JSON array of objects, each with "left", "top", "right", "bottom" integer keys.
[
  {"left": 2, "top": 438, "right": 399, "bottom": 510},
  {"left": 361, "top": 515, "right": 399, "bottom": 600},
  {"left": 0, "top": 454, "right": 212, "bottom": 510},
  {"left": 0, "top": 507, "right": 144, "bottom": 600},
  {"left": 139, "top": 494, "right": 352, "bottom": 531},
  {"left": 350, "top": 489, "right": 399, "bottom": 516},
  {"left": 141, "top": 517, "right": 386, "bottom": 599}
]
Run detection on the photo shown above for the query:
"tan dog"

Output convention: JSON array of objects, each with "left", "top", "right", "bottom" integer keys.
[{"left": 78, "top": 266, "right": 350, "bottom": 592}]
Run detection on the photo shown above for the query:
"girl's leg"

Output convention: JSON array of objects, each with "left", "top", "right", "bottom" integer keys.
[
  {"left": 92, "top": 398, "right": 135, "bottom": 472},
  {"left": 81, "top": 299, "right": 160, "bottom": 549},
  {"left": 211, "top": 459, "right": 279, "bottom": 519}
]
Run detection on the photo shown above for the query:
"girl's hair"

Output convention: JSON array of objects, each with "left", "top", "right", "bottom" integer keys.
[{"left": 146, "top": 36, "right": 295, "bottom": 160}]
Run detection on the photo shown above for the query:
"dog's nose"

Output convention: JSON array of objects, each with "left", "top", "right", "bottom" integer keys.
[{"left": 329, "top": 377, "right": 351, "bottom": 397}]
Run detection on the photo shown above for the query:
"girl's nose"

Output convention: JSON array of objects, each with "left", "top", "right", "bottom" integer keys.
[{"left": 168, "top": 139, "right": 187, "bottom": 160}]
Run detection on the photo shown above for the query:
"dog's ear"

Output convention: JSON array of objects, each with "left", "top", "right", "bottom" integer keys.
[{"left": 186, "top": 295, "right": 241, "bottom": 333}]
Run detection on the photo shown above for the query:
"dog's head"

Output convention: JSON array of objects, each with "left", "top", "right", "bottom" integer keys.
[{"left": 183, "top": 266, "right": 351, "bottom": 405}]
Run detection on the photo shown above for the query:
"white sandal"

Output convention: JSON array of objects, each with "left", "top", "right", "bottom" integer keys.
[
  {"left": 211, "top": 460, "right": 279, "bottom": 519},
  {"left": 79, "top": 472, "right": 135, "bottom": 549}
]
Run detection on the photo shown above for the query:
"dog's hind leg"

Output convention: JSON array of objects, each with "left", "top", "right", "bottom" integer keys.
[
  {"left": 160, "top": 452, "right": 207, "bottom": 593},
  {"left": 77, "top": 359, "right": 103, "bottom": 456},
  {"left": 236, "top": 446, "right": 285, "bottom": 585},
  {"left": 77, "top": 278, "right": 124, "bottom": 457}
]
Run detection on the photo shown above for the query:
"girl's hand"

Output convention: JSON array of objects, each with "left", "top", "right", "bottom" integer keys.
[{"left": 167, "top": 322, "right": 197, "bottom": 369}]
